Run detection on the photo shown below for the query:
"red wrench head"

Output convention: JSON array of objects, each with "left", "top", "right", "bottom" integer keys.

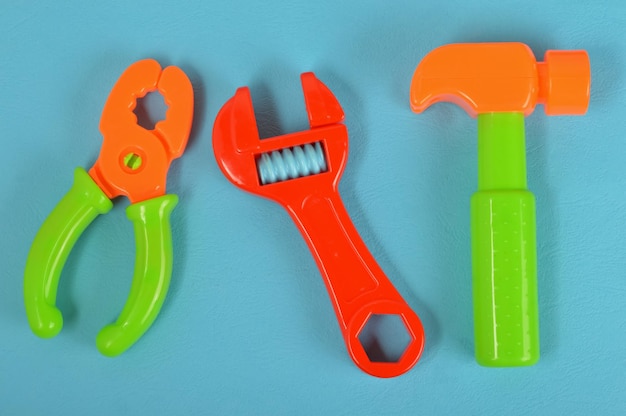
[
  {"left": 410, "top": 42, "right": 590, "bottom": 117},
  {"left": 212, "top": 72, "right": 348, "bottom": 205}
]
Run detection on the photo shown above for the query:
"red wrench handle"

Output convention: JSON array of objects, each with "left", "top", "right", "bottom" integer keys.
[{"left": 285, "top": 191, "right": 425, "bottom": 378}]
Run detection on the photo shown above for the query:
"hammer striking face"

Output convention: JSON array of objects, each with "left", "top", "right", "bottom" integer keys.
[{"left": 410, "top": 42, "right": 590, "bottom": 367}]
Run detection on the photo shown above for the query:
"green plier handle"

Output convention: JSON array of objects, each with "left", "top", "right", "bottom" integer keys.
[{"left": 24, "top": 168, "right": 178, "bottom": 356}]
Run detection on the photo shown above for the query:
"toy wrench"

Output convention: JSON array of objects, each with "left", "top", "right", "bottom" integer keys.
[
  {"left": 24, "top": 59, "right": 194, "bottom": 356},
  {"left": 213, "top": 72, "right": 424, "bottom": 378}
]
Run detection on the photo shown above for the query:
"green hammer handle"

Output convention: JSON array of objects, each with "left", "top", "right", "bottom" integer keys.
[
  {"left": 24, "top": 168, "right": 113, "bottom": 338},
  {"left": 471, "top": 113, "right": 539, "bottom": 366}
]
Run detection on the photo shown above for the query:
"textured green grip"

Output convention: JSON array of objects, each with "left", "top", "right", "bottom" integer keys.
[
  {"left": 471, "top": 191, "right": 539, "bottom": 366},
  {"left": 472, "top": 113, "right": 539, "bottom": 366},
  {"left": 96, "top": 194, "right": 178, "bottom": 357},
  {"left": 24, "top": 167, "right": 113, "bottom": 338}
]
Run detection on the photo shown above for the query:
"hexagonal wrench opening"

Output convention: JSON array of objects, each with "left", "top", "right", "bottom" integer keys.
[{"left": 357, "top": 314, "right": 414, "bottom": 363}]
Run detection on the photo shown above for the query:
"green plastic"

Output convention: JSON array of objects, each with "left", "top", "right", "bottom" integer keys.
[
  {"left": 471, "top": 113, "right": 539, "bottom": 366},
  {"left": 96, "top": 194, "right": 178, "bottom": 357},
  {"left": 24, "top": 167, "right": 113, "bottom": 338},
  {"left": 24, "top": 167, "right": 179, "bottom": 357}
]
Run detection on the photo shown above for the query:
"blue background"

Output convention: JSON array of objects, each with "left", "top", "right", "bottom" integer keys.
[{"left": 1, "top": 0, "right": 625, "bottom": 414}]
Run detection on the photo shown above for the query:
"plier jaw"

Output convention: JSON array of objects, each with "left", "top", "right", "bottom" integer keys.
[
  {"left": 90, "top": 59, "right": 194, "bottom": 204},
  {"left": 24, "top": 59, "right": 194, "bottom": 356}
]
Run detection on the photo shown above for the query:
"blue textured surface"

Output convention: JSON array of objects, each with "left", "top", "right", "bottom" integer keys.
[{"left": 1, "top": 0, "right": 625, "bottom": 414}]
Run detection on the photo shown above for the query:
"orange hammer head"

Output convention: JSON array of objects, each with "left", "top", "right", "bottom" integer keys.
[{"left": 410, "top": 42, "right": 590, "bottom": 117}]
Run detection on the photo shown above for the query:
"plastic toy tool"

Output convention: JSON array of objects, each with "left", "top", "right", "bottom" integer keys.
[
  {"left": 24, "top": 59, "right": 194, "bottom": 356},
  {"left": 410, "top": 43, "right": 590, "bottom": 366},
  {"left": 213, "top": 72, "right": 425, "bottom": 378}
]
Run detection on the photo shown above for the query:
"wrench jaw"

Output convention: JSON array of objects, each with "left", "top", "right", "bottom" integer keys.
[
  {"left": 212, "top": 87, "right": 264, "bottom": 191},
  {"left": 301, "top": 72, "right": 345, "bottom": 128},
  {"left": 212, "top": 75, "right": 350, "bottom": 208}
]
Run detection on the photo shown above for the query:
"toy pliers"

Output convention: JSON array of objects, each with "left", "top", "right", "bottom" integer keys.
[{"left": 24, "top": 59, "right": 194, "bottom": 356}]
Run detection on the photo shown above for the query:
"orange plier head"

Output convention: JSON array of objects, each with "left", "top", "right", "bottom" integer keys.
[{"left": 89, "top": 59, "right": 194, "bottom": 204}]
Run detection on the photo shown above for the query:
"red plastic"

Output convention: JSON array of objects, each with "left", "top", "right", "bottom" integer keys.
[
  {"left": 213, "top": 72, "right": 425, "bottom": 378},
  {"left": 89, "top": 59, "right": 194, "bottom": 203}
]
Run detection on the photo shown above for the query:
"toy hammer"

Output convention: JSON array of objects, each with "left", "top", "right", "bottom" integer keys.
[{"left": 410, "top": 43, "right": 590, "bottom": 366}]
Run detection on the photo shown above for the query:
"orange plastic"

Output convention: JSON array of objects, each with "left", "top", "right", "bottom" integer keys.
[
  {"left": 89, "top": 59, "right": 194, "bottom": 203},
  {"left": 213, "top": 72, "right": 425, "bottom": 378},
  {"left": 410, "top": 42, "right": 590, "bottom": 117}
]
